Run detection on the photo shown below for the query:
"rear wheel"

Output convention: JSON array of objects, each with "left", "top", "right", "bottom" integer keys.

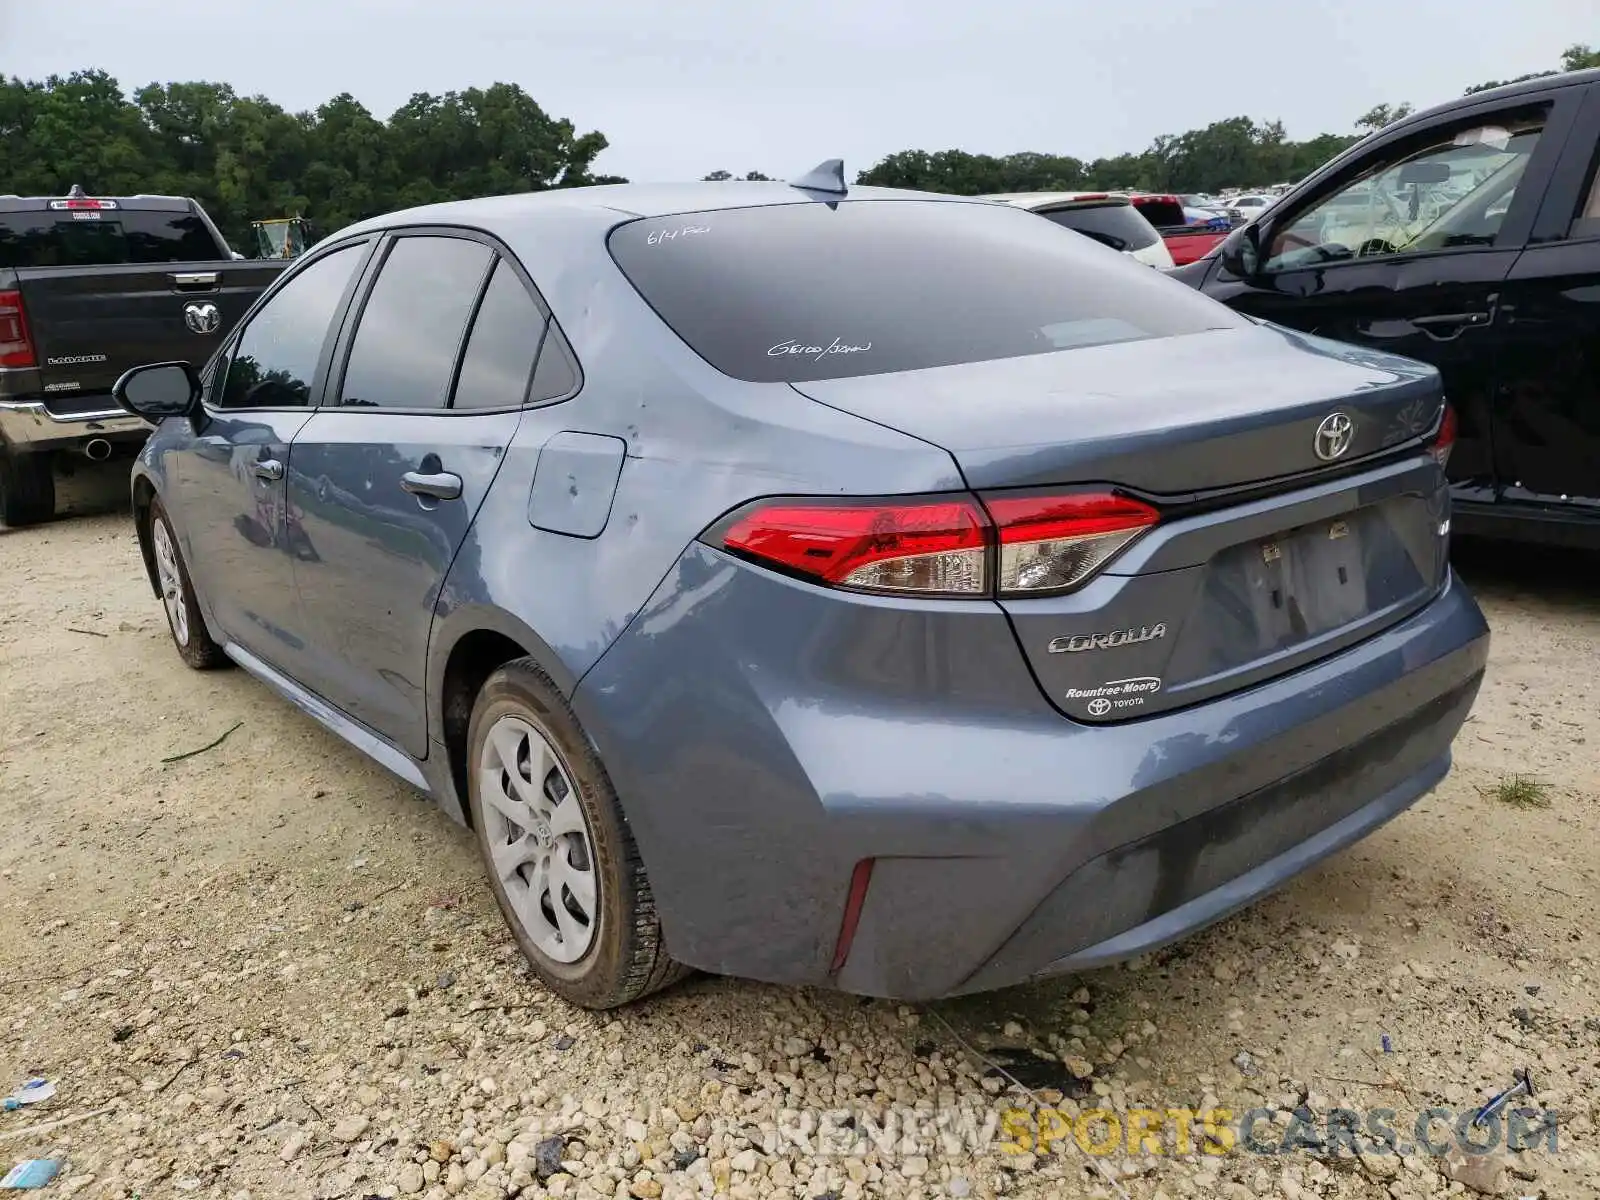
[
  {"left": 0, "top": 451, "right": 55, "bottom": 527},
  {"left": 148, "top": 499, "right": 228, "bottom": 670},
  {"left": 466, "top": 658, "right": 689, "bottom": 1009}
]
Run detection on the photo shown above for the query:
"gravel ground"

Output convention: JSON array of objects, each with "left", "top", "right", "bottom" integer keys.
[{"left": 1, "top": 465, "right": 1598, "bottom": 1200}]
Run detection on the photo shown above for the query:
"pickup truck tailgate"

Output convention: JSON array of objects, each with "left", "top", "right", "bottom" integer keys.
[{"left": 22, "top": 263, "right": 273, "bottom": 406}]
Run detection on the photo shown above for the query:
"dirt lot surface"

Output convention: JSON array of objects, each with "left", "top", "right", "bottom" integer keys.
[{"left": 2, "top": 467, "right": 1598, "bottom": 1200}]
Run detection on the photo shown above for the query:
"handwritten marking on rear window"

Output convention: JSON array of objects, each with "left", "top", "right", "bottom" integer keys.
[
  {"left": 768, "top": 337, "right": 873, "bottom": 363},
  {"left": 646, "top": 225, "right": 711, "bottom": 246}
]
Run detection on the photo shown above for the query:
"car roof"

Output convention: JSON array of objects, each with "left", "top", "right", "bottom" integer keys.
[
  {"left": 1385, "top": 66, "right": 1600, "bottom": 136},
  {"left": 980, "top": 191, "right": 1131, "bottom": 209},
  {"left": 336, "top": 180, "right": 982, "bottom": 239}
]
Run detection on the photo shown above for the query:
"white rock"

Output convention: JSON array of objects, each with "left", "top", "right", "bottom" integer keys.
[
  {"left": 280, "top": 1130, "right": 308, "bottom": 1161},
  {"left": 332, "top": 1114, "right": 370, "bottom": 1142},
  {"left": 397, "top": 1164, "right": 425, "bottom": 1195}
]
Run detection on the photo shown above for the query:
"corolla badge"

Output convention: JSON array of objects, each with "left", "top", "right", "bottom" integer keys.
[
  {"left": 184, "top": 301, "right": 221, "bottom": 335},
  {"left": 1048, "top": 624, "right": 1167, "bottom": 654},
  {"left": 1313, "top": 411, "right": 1355, "bottom": 461}
]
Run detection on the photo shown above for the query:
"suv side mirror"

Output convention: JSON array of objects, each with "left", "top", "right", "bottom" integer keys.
[
  {"left": 113, "top": 361, "right": 201, "bottom": 420},
  {"left": 1219, "top": 223, "right": 1263, "bottom": 278}
]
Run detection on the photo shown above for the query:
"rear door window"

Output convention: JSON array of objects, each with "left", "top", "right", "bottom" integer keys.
[
  {"left": 339, "top": 235, "right": 493, "bottom": 410},
  {"left": 1037, "top": 203, "right": 1160, "bottom": 252},
  {"left": 608, "top": 199, "right": 1241, "bottom": 383},
  {"left": 0, "top": 209, "right": 222, "bottom": 267},
  {"left": 452, "top": 259, "right": 546, "bottom": 410}
]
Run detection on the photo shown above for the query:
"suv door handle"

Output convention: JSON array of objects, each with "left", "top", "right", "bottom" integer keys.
[
  {"left": 400, "top": 470, "right": 463, "bottom": 501},
  {"left": 1410, "top": 311, "right": 1491, "bottom": 329},
  {"left": 251, "top": 459, "right": 284, "bottom": 481}
]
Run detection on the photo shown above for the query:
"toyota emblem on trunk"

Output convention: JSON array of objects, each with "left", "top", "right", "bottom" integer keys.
[
  {"left": 1314, "top": 412, "right": 1354, "bottom": 461},
  {"left": 184, "top": 302, "right": 221, "bottom": 335}
]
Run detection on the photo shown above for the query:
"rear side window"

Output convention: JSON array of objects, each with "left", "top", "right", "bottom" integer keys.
[
  {"left": 339, "top": 236, "right": 492, "bottom": 409},
  {"left": 608, "top": 199, "right": 1240, "bottom": 383},
  {"left": 1131, "top": 198, "right": 1186, "bottom": 228},
  {"left": 217, "top": 244, "right": 364, "bottom": 410},
  {"left": 0, "top": 209, "right": 221, "bottom": 268},
  {"left": 1037, "top": 203, "right": 1160, "bottom": 252},
  {"left": 452, "top": 260, "right": 546, "bottom": 410}
]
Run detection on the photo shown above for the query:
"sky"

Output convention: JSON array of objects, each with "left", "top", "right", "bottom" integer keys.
[{"left": 0, "top": 0, "right": 1591, "bottom": 182}]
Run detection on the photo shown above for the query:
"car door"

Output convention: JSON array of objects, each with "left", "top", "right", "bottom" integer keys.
[
  {"left": 1200, "top": 93, "right": 1580, "bottom": 508},
  {"left": 286, "top": 232, "right": 541, "bottom": 758},
  {"left": 1491, "top": 81, "right": 1600, "bottom": 522},
  {"left": 167, "top": 239, "right": 371, "bottom": 675}
]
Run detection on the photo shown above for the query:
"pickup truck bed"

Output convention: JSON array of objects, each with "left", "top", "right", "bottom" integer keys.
[{"left": 0, "top": 191, "right": 286, "bottom": 525}]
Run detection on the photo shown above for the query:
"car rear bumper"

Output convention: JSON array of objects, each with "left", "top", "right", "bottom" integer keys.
[
  {"left": 0, "top": 398, "right": 151, "bottom": 453},
  {"left": 573, "top": 546, "right": 1489, "bottom": 1000}
]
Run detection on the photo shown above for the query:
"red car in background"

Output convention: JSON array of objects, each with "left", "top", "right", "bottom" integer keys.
[{"left": 1129, "top": 194, "right": 1232, "bottom": 266}]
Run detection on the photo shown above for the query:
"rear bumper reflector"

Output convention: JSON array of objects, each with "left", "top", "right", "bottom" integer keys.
[{"left": 829, "top": 858, "right": 876, "bottom": 974}]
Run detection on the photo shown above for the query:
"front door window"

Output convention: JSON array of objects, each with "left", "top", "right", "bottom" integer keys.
[{"left": 1264, "top": 109, "right": 1548, "bottom": 272}]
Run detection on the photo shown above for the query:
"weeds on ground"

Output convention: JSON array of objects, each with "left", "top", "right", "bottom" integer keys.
[{"left": 1480, "top": 775, "right": 1553, "bottom": 810}]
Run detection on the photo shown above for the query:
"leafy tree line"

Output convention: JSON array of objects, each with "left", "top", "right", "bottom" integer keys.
[
  {"left": 0, "top": 69, "right": 622, "bottom": 253},
  {"left": 2, "top": 45, "right": 1594, "bottom": 252},
  {"left": 858, "top": 44, "right": 1599, "bottom": 197}
]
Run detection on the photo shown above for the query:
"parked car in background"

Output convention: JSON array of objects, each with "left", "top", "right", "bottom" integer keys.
[
  {"left": 982, "top": 191, "right": 1174, "bottom": 267},
  {"left": 1230, "top": 193, "right": 1279, "bottom": 216},
  {"left": 1129, "top": 194, "right": 1231, "bottom": 264},
  {"left": 0, "top": 188, "right": 286, "bottom": 525},
  {"left": 114, "top": 173, "right": 1486, "bottom": 1009},
  {"left": 1174, "top": 67, "right": 1600, "bottom": 547}
]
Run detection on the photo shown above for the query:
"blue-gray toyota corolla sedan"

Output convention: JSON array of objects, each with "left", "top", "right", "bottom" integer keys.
[{"left": 112, "top": 171, "right": 1490, "bottom": 1009}]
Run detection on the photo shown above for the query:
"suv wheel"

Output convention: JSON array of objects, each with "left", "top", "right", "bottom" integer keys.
[
  {"left": 149, "top": 499, "right": 228, "bottom": 670},
  {"left": 466, "top": 658, "right": 689, "bottom": 1009},
  {"left": 0, "top": 452, "right": 55, "bottom": 527}
]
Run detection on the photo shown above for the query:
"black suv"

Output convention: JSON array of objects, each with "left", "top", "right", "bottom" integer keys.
[{"left": 1174, "top": 68, "right": 1600, "bottom": 547}]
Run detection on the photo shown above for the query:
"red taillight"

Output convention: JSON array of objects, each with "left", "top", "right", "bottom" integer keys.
[
  {"left": 986, "top": 493, "right": 1161, "bottom": 595},
  {"left": 721, "top": 498, "right": 990, "bottom": 595},
  {"left": 716, "top": 490, "right": 1158, "bottom": 598},
  {"left": 1429, "top": 403, "right": 1457, "bottom": 468},
  {"left": 0, "top": 290, "right": 35, "bottom": 369}
]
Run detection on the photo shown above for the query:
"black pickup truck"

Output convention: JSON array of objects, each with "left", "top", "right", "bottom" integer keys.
[
  {"left": 1174, "top": 67, "right": 1600, "bottom": 547},
  {"left": 0, "top": 189, "right": 287, "bottom": 525}
]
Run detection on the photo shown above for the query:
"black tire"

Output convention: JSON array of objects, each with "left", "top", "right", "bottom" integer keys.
[
  {"left": 466, "top": 657, "right": 689, "bottom": 1009},
  {"left": 0, "top": 451, "right": 55, "bottom": 527},
  {"left": 147, "top": 498, "right": 228, "bottom": 670}
]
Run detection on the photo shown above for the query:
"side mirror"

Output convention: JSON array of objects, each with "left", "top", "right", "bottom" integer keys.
[
  {"left": 1219, "top": 223, "right": 1263, "bottom": 278},
  {"left": 113, "top": 361, "right": 202, "bottom": 421}
]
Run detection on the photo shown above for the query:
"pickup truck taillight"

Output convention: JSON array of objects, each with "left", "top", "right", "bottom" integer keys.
[{"left": 0, "top": 290, "right": 36, "bottom": 369}]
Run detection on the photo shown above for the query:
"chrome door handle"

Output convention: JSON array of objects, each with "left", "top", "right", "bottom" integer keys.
[
  {"left": 251, "top": 459, "right": 284, "bottom": 481},
  {"left": 400, "top": 470, "right": 463, "bottom": 501}
]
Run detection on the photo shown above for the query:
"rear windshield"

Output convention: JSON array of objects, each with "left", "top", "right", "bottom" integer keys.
[
  {"left": 1131, "top": 198, "right": 1186, "bottom": 228},
  {"left": 607, "top": 199, "right": 1240, "bottom": 383},
  {"left": 1037, "top": 202, "right": 1160, "bottom": 252},
  {"left": 0, "top": 208, "right": 222, "bottom": 268}
]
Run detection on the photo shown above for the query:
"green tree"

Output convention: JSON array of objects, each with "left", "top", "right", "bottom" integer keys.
[
  {"left": 0, "top": 72, "right": 621, "bottom": 251},
  {"left": 1355, "top": 103, "right": 1414, "bottom": 132}
]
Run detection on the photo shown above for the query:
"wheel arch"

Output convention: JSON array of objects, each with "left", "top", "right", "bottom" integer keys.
[
  {"left": 430, "top": 608, "right": 579, "bottom": 831},
  {"left": 131, "top": 473, "right": 161, "bottom": 599}
]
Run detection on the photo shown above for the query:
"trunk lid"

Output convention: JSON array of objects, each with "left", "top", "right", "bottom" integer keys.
[
  {"left": 791, "top": 323, "right": 1443, "bottom": 493},
  {"left": 794, "top": 323, "right": 1451, "bottom": 722}
]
